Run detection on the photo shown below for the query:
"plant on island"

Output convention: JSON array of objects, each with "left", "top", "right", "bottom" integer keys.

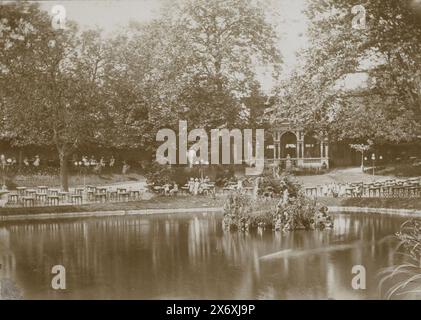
[{"left": 222, "top": 175, "right": 333, "bottom": 232}]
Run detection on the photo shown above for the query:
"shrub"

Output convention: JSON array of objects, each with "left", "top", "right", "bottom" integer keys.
[
  {"left": 222, "top": 175, "right": 333, "bottom": 232},
  {"left": 379, "top": 219, "right": 421, "bottom": 299}
]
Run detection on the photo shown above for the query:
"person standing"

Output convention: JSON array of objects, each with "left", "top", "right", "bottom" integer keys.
[
  {"left": 188, "top": 178, "right": 194, "bottom": 194},
  {"left": 109, "top": 156, "right": 115, "bottom": 167},
  {"left": 33, "top": 155, "right": 40, "bottom": 167},
  {"left": 193, "top": 178, "right": 200, "bottom": 195}
]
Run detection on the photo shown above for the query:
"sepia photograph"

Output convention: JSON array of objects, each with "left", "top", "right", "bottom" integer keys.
[{"left": 0, "top": 0, "right": 421, "bottom": 305}]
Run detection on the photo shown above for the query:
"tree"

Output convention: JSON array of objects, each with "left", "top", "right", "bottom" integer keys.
[
  {"left": 108, "top": 0, "right": 282, "bottom": 137},
  {"left": 0, "top": 2, "right": 108, "bottom": 190}
]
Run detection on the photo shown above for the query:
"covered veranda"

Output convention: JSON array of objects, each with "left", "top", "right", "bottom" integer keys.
[{"left": 266, "top": 120, "right": 329, "bottom": 169}]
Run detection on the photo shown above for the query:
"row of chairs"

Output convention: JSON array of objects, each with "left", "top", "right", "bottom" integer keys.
[
  {"left": 7, "top": 184, "right": 145, "bottom": 207},
  {"left": 305, "top": 177, "right": 421, "bottom": 198}
]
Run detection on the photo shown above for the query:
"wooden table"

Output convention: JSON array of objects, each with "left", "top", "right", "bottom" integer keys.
[
  {"left": 37, "top": 186, "right": 48, "bottom": 194},
  {"left": 97, "top": 187, "right": 108, "bottom": 194},
  {"left": 16, "top": 187, "right": 27, "bottom": 196}
]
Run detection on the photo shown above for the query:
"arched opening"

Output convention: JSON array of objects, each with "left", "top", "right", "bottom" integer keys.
[
  {"left": 264, "top": 132, "right": 274, "bottom": 159},
  {"left": 280, "top": 132, "right": 297, "bottom": 158},
  {"left": 304, "top": 135, "right": 321, "bottom": 158}
]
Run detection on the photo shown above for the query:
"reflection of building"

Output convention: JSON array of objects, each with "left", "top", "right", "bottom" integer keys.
[{"left": 267, "top": 120, "right": 329, "bottom": 169}]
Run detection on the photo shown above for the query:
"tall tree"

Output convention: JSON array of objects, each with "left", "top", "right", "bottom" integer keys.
[
  {"left": 273, "top": 0, "right": 421, "bottom": 144},
  {"left": 108, "top": 0, "right": 282, "bottom": 138}
]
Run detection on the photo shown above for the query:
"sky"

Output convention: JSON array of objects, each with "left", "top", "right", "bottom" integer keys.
[{"left": 36, "top": 0, "right": 309, "bottom": 91}]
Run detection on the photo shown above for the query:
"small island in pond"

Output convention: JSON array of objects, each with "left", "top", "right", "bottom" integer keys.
[{"left": 222, "top": 175, "right": 333, "bottom": 232}]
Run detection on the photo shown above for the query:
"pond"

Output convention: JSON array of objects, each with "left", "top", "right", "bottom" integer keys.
[{"left": 0, "top": 212, "right": 411, "bottom": 299}]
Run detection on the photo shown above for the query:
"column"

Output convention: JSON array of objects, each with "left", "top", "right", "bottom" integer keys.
[
  {"left": 320, "top": 141, "right": 324, "bottom": 158},
  {"left": 296, "top": 131, "right": 303, "bottom": 159}
]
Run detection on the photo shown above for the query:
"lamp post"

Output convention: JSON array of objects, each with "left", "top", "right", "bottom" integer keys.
[
  {"left": 74, "top": 161, "right": 85, "bottom": 188},
  {"left": 370, "top": 153, "right": 383, "bottom": 176},
  {"left": 1, "top": 162, "right": 6, "bottom": 190}
]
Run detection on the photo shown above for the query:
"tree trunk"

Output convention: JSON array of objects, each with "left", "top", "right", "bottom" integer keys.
[{"left": 59, "top": 153, "right": 69, "bottom": 191}]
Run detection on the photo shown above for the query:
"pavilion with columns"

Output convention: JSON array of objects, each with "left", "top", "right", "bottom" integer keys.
[{"left": 267, "top": 120, "right": 329, "bottom": 169}]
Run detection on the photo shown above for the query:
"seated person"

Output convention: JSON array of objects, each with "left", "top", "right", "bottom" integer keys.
[
  {"left": 188, "top": 177, "right": 195, "bottom": 194},
  {"left": 169, "top": 183, "right": 178, "bottom": 196},
  {"left": 33, "top": 155, "right": 40, "bottom": 167},
  {"left": 163, "top": 183, "right": 171, "bottom": 196}
]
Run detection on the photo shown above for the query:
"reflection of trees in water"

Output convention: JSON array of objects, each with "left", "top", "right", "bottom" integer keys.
[
  {"left": 0, "top": 213, "right": 409, "bottom": 299},
  {"left": 0, "top": 228, "right": 22, "bottom": 299},
  {"left": 0, "top": 228, "right": 16, "bottom": 280}
]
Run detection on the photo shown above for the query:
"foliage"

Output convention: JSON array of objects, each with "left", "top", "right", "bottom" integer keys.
[
  {"left": 349, "top": 139, "right": 373, "bottom": 153},
  {"left": 0, "top": 2, "right": 110, "bottom": 190},
  {"left": 271, "top": 0, "right": 421, "bottom": 144},
  {"left": 222, "top": 175, "right": 333, "bottom": 231},
  {"left": 273, "top": 191, "right": 332, "bottom": 231},
  {"left": 258, "top": 173, "right": 301, "bottom": 196},
  {"left": 0, "top": 0, "right": 283, "bottom": 191},
  {"left": 144, "top": 162, "right": 204, "bottom": 187},
  {"left": 222, "top": 192, "right": 276, "bottom": 231},
  {"left": 379, "top": 219, "right": 421, "bottom": 299},
  {"left": 104, "top": 0, "right": 282, "bottom": 149}
]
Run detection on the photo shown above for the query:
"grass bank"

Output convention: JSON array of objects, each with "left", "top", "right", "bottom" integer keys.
[
  {"left": 2, "top": 195, "right": 421, "bottom": 218},
  {"left": 319, "top": 197, "right": 421, "bottom": 210},
  {"left": 0, "top": 196, "right": 224, "bottom": 216}
]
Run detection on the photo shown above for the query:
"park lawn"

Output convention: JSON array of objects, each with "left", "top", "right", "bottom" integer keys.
[
  {"left": 3, "top": 194, "right": 421, "bottom": 217},
  {"left": 0, "top": 195, "right": 224, "bottom": 216},
  {"left": 373, "top": 163, "right": 421, "bottom": 177}
]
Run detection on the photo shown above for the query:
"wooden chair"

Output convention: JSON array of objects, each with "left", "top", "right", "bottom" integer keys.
[
  {"left": 108, "top": 191, "right": 118, "bottom": 201},
  {"left": 47, "top": 195, "right": 59, "bottom": 206},
  {"left": 118, "top": 192, "right": 130, "bottom": 201},
  {"left": 95, "top": 193, "right": 107, "bottom": 203},
  {"left": 8, "top": 193, "right": 19, "bottom": 204},
  {"left": 35, "top": 193, "right": 47, "bottom": 203},
  {"left": 16, "top": 187, "right": 27, "bottom": 197},
  {"left": 70, "top": 194, "right": 82, "bottom": 204},
  {"left": 130, "top": 190, "right": 140, "bottom": 199},
  {"left": 22, "top": 197, "right": 35, "bottom": 207}
]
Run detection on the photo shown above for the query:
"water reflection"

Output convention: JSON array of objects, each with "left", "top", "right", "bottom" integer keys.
[{"left": 0, "top": 212, "right": 409, "bottom": 299}]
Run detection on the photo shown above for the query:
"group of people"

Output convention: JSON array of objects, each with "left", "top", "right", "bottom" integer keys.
[
  {"left": 76, "top": 156, "right": 115, "bottom": 168},
  {"left": 75, "top": 156, "right": 131, "bottom": 175},
  {"left": 1, "top": 154, "right": 40, "bottom": 167},
  {"left": 163, "top": 182, "right": 179, "bottom": 196},
  {"left": 187, "top": 176, "right": 212, "bottom": 195},
  {"left": 318, "top": 182, "right": 361, "bottom": 197},
  {"left": 0, "top": 153, "right": 133, "bottom": 175}
]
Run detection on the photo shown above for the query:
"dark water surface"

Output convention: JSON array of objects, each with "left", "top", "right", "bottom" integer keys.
[{"left": 0, "top": 212, "right": 410, "bottom": 299}]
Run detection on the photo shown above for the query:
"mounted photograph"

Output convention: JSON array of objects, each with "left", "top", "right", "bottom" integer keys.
[{"left": 1, "top": 0, "right": 421, "bottom": 301}]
